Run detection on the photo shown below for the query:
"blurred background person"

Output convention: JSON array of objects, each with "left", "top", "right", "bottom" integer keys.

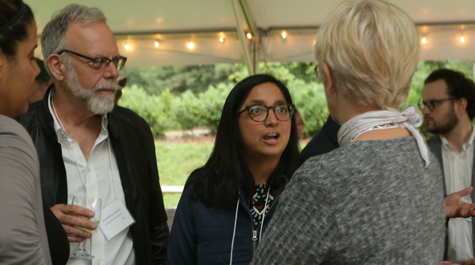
[
  {"left": 29, "top": 58, "right": 52, "bottom": 103},
  {"left": 252, "top": 0, "right": 446, "bottom": 264},
  {"left": 167, "top": 74, "right": 301, "bottom": 265},
  {"left": 294, "top": 108, "right": 305, "bottom": 140},
  {"left": 0, "top": 0, "right": 68, "bottom": 264},
  {"left": 115, "top": 66, "right": 127, "bottom": 105}
]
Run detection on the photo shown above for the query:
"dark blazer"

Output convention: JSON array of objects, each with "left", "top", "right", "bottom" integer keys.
[
  {"left": 301, "top": 116, "right": 341, "bottom": 161},
  {"left": 427, "top": 136, "right": 475, "bottom": 259},
  {"left": 17, "top": 86, "right": 169, "bottom": 265}
]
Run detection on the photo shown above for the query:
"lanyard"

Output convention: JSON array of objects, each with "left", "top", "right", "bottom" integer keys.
[{"left": 50, "top": 92, "right": 116, "bottom": 200}]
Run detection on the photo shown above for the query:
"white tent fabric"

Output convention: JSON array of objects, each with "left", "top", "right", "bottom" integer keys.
[{"left": 28, "top": 0, "right": 475, "bottom": 67}]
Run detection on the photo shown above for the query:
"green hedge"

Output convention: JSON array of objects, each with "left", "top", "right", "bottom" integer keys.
[{"left": 120, "top": 61, "right": 474, "bottom": 139}]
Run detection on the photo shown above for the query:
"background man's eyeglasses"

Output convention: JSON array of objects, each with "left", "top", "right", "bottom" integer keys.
[
  {"left": 58, "top": 49, "right": 127, "bottom": 71},
  {"left": 239, "top": 104, "right": 295, "bottom": 122},
  {"left": 314, "top": 65, "right": 319, "bottom": 79},
  {"left": 418, "top": 97, "right": 457, "bottom": 111}
]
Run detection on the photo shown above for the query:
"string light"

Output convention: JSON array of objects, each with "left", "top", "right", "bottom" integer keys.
[
  {"left": 246, "top": 33, "right": 252, "bottom": 39},
  {"left": 187, "top": 41, "right": 194, "bottom": 49},
  {"left": 125, "top": 44, "right": 129, "bottom": 50},
  {"left": 154, "top": 41, "right": 159, "bottom": 48},
  {"left": 281, "top": 31, "right": 287, "bottom": 39},
  {"left": 219, "top": 37, "right": 224, "bottom": 43}
]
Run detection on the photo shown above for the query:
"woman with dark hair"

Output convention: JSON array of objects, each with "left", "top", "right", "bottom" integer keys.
[
  {"left": 0, "top": 0, "right": 68, "bottom": 264},
  {"left": 167, "top": 74, "right": 301, "bottom": 265}
]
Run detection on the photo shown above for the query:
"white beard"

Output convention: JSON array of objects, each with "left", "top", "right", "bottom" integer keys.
[{"left": 66, "top": 67, "right": 118, "bottom": 115}]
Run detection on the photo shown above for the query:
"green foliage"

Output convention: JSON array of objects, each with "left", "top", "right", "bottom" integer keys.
[
  {"left": 173, "top": 90, "right": 201, "bottom": 132},
  {"left": 121, "top": 60, "right": 474, "bottom": 140},
  {"left": 197, "top": 82, "right": 234, "bottom": 134},
  {"left": 127, "top": 64, "right": 237, "bottom": 95},
  {"left": 288, "top": 80, "right": 328, "bottom": 138},
  {"left": 119, "top": 85, "right": 179, "bottom": 138}
]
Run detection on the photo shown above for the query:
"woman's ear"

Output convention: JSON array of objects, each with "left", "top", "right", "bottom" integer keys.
[{"left": 323, "top": 62, "right": 336, "bottom": 95}]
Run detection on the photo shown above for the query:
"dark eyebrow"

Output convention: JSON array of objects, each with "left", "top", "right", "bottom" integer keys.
[{"left": 247, "top": 99, "right": 288, "bottom": 105}]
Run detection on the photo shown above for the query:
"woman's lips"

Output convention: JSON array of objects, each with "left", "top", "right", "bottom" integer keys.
[{"left": 263, "top": 132, "right": 280, "bottom": 144}]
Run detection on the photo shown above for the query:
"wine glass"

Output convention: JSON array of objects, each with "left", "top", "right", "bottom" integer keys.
[{"left": 69, "top": 196, "right": 102, "bottom": 260}]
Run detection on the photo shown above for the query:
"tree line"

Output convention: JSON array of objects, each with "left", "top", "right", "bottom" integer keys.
[{"left": 120, "top": 61, "right": 474, "bottom": 138}]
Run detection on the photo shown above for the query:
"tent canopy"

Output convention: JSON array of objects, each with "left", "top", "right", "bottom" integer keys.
[{"left": 29, "top": 0, "right": 475, "bottom": 69}]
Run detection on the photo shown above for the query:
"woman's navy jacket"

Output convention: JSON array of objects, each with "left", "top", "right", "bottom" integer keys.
[{"left": 166, "top": 171, "right": 287, "bottom": 265}]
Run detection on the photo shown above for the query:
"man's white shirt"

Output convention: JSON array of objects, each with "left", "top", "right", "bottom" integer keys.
[
  {"left": 48, "top": 90, "right": 135, "bottom": 265},
  {"left": 441, "top": 126, "right": 475, "bottom": 264}
]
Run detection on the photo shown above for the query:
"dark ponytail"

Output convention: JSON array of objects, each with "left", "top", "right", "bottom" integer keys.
[{"left": 0, "top": 0, "right": 34, "bottom": 61}]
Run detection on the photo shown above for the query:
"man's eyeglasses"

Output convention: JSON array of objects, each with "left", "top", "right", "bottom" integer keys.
[
  {"left": 418, "top": 97, "right": 457, "bottom": 111},
  {"left": 314, "top": 65, "right": 319, "bottom": 79},
  {"left": 58, "top": 49, "right": 127, "bottom": 71},
  {"left": 239, "top": 104, "right": 295, "bottom": 122}
]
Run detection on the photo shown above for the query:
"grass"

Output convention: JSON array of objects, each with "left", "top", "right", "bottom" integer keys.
[
  {"left": 155, "top": 140, "right": 213, "bottom": 208},
  {"left": 155, "top": 139, "right": 309, "bottom": 208}
]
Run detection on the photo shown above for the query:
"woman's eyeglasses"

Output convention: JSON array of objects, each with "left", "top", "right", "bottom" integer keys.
[{"left": 239, "top": 104, "right": 295, "bottom": 122}]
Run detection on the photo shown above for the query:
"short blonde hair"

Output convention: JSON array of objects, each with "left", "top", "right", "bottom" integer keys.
[{"left": 315, "top": 0, "right": 419, "bottom": 109}]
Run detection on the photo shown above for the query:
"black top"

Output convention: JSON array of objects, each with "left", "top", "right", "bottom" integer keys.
[
  {"left": 301, "top": 116, "right": 340, "bottom": 161},
  {"left": 43, "top": 204, "right": 69, "bottom": 265}
]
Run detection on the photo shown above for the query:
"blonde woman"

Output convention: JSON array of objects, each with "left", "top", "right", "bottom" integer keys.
[{"left": 252, "top": 1, "right": 446, "bottom": 264}]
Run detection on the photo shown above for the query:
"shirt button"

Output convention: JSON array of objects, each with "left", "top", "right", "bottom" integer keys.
[
  {"left": 97, "top": 260, "right": 101, "bottom": 265},
  {"left": 459, "top": 245, "right": 463, "bottom": 249},
  {"left": 88, "top": 168, "right": 91, "bottom": 173},
  {"left": 70, "top": 145, "right": 74, "bottom": 150},
  {"left": 457, "top": 179, "right": 460, "bottom": 183},
  {"left": 459, "top": 222, "right": 462, "bottom": 226}
]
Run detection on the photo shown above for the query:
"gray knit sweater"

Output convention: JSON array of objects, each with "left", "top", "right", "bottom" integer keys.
[{"left": 251, "top": 137, "right": 445, "bottom": 265}]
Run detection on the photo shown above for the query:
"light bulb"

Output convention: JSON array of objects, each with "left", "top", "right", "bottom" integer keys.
[
  {"left": 219, "top": 37, "right": 224, "bottom": 43},
  {"left": 125, "top": 44, "right": 129, "bottom": 50},
  {"left": 281, "top": 31, "right": 287, "bottom": 39},
  {"left": 422, "top": 37, "right": 427, "bottom": 44},
  {"left": 188, "top": 42, "right": 194, "bottom": 49},
  {"left": 461, "top": 36, "right": 465, "bottom": 42},
  {"left": 155, "top": 41, "right": 159, "bottom": 48},
  {"left": 246, "top": 33, "right": 252, "bottom": 39}
]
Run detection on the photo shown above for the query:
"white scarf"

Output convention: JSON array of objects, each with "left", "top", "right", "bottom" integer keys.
[{"left": 337, "top": 106, "right": 430, "bottom": 167}]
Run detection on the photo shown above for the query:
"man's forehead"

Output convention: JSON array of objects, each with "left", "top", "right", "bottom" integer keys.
[
  {"left": 423, "top": 79, "right": 449, "bottom": 97},
  {"left": 65, "top": 21, "right": 119, "bottom": 55}
]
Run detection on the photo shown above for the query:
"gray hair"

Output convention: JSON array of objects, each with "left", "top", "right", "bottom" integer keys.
[{"left": 41, "top": 4, "right": 106, "bottom": 76}]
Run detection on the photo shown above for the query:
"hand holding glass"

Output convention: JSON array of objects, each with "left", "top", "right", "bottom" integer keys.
[{"left": 69, "top": 196, "right": 102, "bottom": 260}]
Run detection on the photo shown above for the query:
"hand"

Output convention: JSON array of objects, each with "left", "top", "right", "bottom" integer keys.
[
  {"left": 50, "top": 204, "right": 97, "bottom": 242},
  {"left": 461, "top": 258, "right": 475, "bottom": 265},
  {"left": 444, "top": 186, "right": 475, "bottom": 218}
]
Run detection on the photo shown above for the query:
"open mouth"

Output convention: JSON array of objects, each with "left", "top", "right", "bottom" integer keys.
[{"left": 263, "top": 132, "right": 280, "bottom": 142}]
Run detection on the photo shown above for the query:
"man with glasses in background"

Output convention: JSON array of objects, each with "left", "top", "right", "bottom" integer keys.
[
  {"left": 17, "top": 4, "right": 168, "bottom": 265},
  {"left": 421, "top": 68, "right": 475, "bottom": 265}
]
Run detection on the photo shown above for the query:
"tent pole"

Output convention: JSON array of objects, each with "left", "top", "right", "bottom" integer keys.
[
  {"left": 231, "top": 0, "right": 258, "bottom": 75},
  {"left": 238, "top": 0, "right": 259, "bottom": 74}
]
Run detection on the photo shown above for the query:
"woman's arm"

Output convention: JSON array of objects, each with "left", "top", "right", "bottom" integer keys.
[{"left": 0, "top": 130, "right": 50, "bottom": 264}]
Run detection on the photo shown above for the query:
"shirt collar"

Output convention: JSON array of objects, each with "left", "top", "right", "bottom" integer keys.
[{"left": 439, "top": 125, "right": 475, "bottom": 152}]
